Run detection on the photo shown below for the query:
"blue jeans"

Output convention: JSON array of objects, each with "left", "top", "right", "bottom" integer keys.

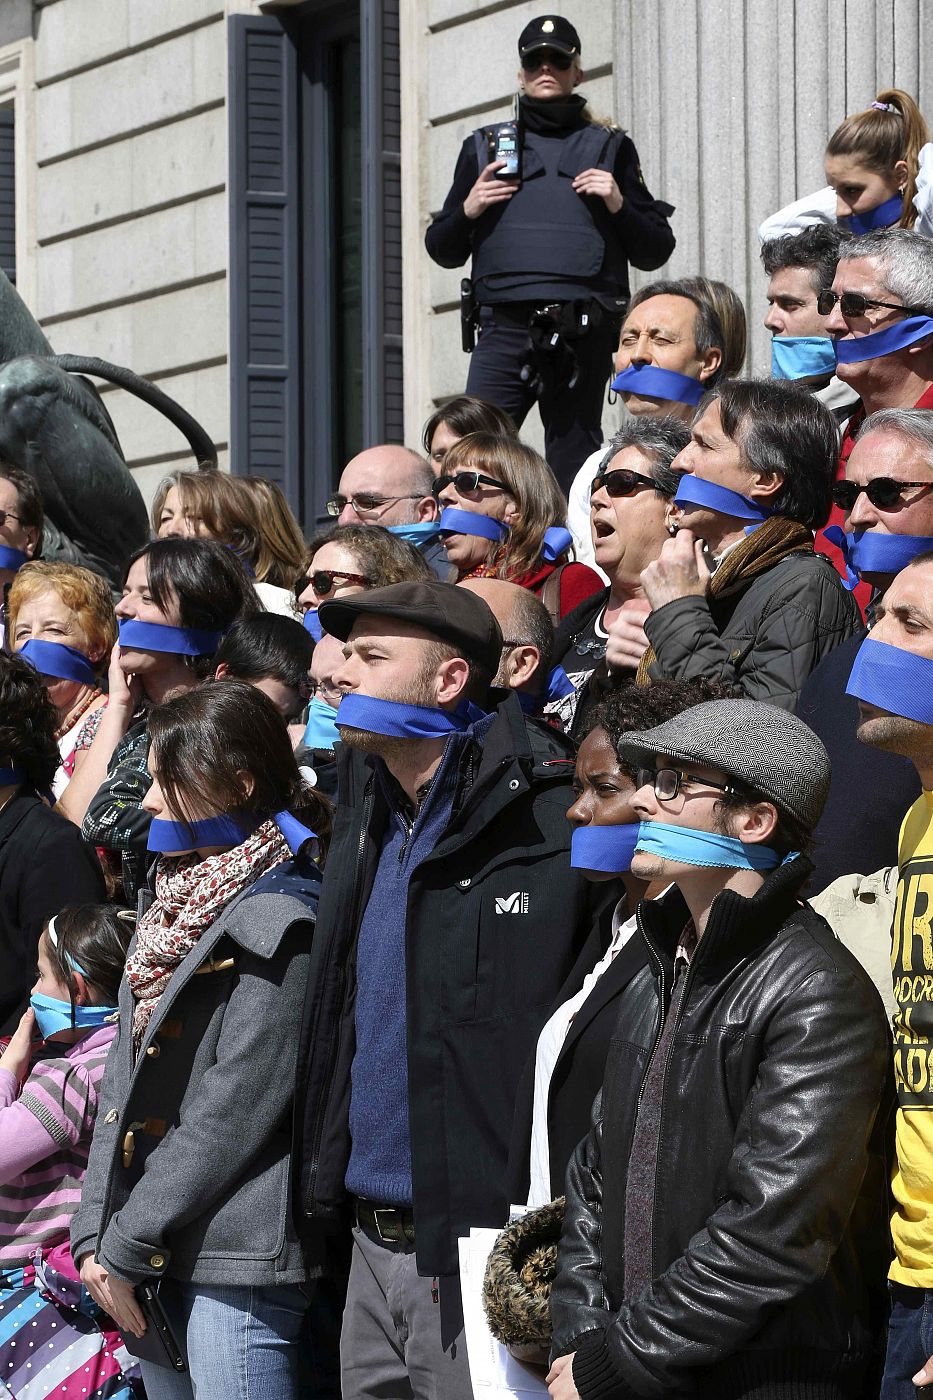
[
  {"left": 882, "top": 1283, "right": 933, "bottom": 1399},
  {"left": 137, "top": 1280, "right": 310, "bottom": 1400}
]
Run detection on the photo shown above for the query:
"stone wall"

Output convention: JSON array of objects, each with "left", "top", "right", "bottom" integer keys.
[{"left": 31, "top": 0, "right": 231, "bottom": 504}]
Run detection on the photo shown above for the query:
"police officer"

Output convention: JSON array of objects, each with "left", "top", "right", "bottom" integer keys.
[{"left": 425, "top": 15, "right": 675, "bottom": 494}]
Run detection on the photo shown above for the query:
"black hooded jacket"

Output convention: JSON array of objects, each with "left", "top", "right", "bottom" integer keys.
[{"left": 294, "top": 692, "right": 604, "bottom": 1276}]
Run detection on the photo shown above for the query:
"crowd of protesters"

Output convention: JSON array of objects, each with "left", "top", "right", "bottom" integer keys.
[{"left": 5, "top": 17, "right": 933, "bottom": 1400}]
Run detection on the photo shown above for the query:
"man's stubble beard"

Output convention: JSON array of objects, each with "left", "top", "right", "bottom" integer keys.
[
  {"left": 856, "top": 712, "right": 933, "bottom": 762},
  {"left": 336, "top": 669, "right": 440, "bottom": 763}
]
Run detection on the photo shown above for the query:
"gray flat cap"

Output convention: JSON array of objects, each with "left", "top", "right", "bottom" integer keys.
[{"left": 616, "top": 698, "right": 830, "bottom": 832}]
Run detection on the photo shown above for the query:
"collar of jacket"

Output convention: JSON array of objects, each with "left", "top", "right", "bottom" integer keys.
[
  {"left": 333, "top": 690, "right": 575, "bottom": 842},
  {"left": 137, "top": 857, "right": 320, "bottom": 963},
  {"left": 636, "top": 852, "right": 814, "bottom": 978}
]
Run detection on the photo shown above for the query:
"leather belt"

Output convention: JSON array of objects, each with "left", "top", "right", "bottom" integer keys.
[
  {"left": 486, "top": 301, "right": 564, "bottom": 326},
  {"left": 354, "top": 1199, "right": 415, "bottom": 1248}
]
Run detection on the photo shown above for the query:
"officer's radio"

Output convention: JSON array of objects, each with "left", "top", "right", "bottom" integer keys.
[{"left": 488, "top": 121, "right": 521, "bottom": 182}]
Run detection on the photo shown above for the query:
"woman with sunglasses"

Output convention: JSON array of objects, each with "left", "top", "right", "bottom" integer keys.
[
  {"left": 73, "top": 681, "right": 330, "bottom": 1400},
  {"left": 435, "top": 433, "right": 603, "bottom": 623},
  {"left": 60, "top": 538, "right": 261, "bottom": 899},
  {"left": 425, "top": 15, "right": 674, "bottom": 494},
  {"left": 295, "top": 524, "right": 433, "bottom": 639},
  {"left": 547, "top": 418, "right": 689, "bottom": 736},
  {"left": 760, "top": 89, "right": 933, "bottom": 241}
]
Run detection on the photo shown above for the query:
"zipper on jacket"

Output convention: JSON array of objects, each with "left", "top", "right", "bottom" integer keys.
[
  {"left": 644, "top": 954, "right": 696, "bottom": 1280},
  {"left": 304, "top": 783, "right": 374, "bottom": 1215}
]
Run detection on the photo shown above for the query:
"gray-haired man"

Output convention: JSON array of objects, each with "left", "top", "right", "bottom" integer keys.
[{"left": 547, "top": 698, "right": 892, "bottom": 1400}]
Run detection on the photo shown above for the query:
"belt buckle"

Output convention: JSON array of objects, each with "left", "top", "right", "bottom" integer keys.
[{"left": 372, "top": 1207, "right": 399, "bottom": 1244}]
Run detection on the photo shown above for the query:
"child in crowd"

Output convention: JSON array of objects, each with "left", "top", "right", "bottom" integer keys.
[{"left": 0, "top": 904, "right": 140, "bottom": 1400}]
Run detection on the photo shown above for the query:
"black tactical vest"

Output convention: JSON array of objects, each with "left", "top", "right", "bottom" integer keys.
[{"left": 470, "top": 122, "right": 626, "bottom": 297}]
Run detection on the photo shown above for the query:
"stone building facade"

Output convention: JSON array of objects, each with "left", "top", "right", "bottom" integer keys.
[{"left": 1, "top": 0, "right": 930, "bottom": 525}]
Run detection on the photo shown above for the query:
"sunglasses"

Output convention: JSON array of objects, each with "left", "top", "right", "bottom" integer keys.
[
  {"left": 816, "top": 289, "right": 931, "bottom": 318},
  {"left": 325, "top": 493, "right": 421, "bottom": 518},
  {"left": 307, "top": 570, "right": 371, "bottom": 596},
  {"left": 521, "top": 48, "right": 573, "bottom": 72},
  {"left": 831, "top": 479, "right": 933, "bottom": 511},
  {"left": 591, "top": 468, "right": 657, "bottom": 498},
  {"left": 433, "top": 470, "right": 509, "bottom": 499},
  {"left": 635, "top": 766, "right": 741, "bottom": 802}
]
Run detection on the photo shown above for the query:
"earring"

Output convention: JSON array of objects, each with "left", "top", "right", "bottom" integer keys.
[{"left": 667, "top": 521, "right": 679, "bottom": 537}]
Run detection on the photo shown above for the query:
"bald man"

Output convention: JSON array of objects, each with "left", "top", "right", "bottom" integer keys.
[
  {"left": 458, "top": 577, "right": 553, "bottom": 699},
  {"left": 330, "top": 445, "right": 451, "bottom": 579}
]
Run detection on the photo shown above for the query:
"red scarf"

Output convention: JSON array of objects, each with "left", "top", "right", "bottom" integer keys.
[{"left": 126, "top": 819, "right": 289, "bottom": 1048}]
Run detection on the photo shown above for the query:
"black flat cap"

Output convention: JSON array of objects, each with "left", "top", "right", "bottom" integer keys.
[
  {"left": 518, "top": 16, "right": 581, "bottom": 58},
  {"left": 318, "top": 581, "right": 503, "bottom": 676}
]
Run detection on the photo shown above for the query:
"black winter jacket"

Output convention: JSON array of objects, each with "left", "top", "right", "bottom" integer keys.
[
  {"left": 0, "top": 789, "right": 104, "bottom": 1033},
  {"left": 295, "top": 693, "right": 603, "bottom": 1277},
  {"left": 550, "top": 858, "right": 894, "bottom": 1400},
  {"left": 643, "top": 548, "right": 862, "bottom": 710}
]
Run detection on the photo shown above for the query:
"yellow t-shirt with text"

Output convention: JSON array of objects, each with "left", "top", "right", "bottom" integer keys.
[{"left": 891, "top": 790, "right": 933, "bottom": 1285}]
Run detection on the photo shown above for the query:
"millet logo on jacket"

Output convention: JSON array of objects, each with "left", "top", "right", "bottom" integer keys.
[{"left": 495, "top": 892, "right": 529, "bottom": 915}]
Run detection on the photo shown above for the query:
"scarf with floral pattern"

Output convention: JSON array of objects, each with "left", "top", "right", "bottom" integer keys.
[{"left": 126, "top": 818, "right": 289, "bottom": 1049}]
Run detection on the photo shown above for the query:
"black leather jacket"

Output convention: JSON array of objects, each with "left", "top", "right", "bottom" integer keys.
[{"left": 550, "top": 858, "right": 894, "bottom": 1400}]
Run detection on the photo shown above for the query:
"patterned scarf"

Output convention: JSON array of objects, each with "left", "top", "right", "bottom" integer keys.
[
  {"left": 635, "top": 517, "right": 814, "bottom": 686},
  {"left": 126, "top": 819, "right": 289, "bottom": 1050}
]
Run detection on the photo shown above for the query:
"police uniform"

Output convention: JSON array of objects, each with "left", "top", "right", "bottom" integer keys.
[{"left": 425, "top": 16, "right": 675, "bottom": 492}]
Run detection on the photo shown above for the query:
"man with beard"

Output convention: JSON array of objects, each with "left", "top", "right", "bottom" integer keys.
[
  {"left": 294, "top": 580, "right": 598, "bottom": 1398},
  {"left": 847, "top": 552, "right": 933, "bottom": 1396}
]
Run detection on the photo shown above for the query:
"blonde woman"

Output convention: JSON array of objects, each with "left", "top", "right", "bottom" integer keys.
[{"left": 153, "top": 469, "right": 303, "bottom": 615}]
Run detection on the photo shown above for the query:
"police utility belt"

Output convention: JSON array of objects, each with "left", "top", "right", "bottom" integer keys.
[{"left": 460, "top": 280, "right": 626, "bottom": 352}]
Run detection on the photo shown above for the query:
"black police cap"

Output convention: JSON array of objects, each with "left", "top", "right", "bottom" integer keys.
[
  {"left": 318, "top": 581, "right": 504, "bottom": 677},
  {"left": 518, "top": 15, "right": 581, "bottom": 59}
]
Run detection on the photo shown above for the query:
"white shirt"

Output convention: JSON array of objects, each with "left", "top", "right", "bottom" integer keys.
[{"left": 527, "top": 897, "right": 636, "bottom": 1208}]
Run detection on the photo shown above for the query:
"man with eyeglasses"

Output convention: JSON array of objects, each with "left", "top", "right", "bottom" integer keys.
[
  {"left": 547, "top": 697, "right": 892, "bottom": 1400},
  {"left": 796, "top": 407, "right": 930, "bottom": 891},
  {"left": 425, "top": 14, "right": 675, "bottom": 493},
  {"left": 822, "top": 228, "right": 933, "bottom": 461},
  {"left": 327, "top": 445, "right": 450, "bottom": 579}
]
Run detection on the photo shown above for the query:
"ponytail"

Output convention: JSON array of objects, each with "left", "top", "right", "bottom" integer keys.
[{"left": 826, "top": 88, "right": 930, "bottom": 228}]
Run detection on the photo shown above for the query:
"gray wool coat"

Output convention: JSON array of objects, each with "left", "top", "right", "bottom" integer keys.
[{"left": 71, "top": 859, "right": 321, "bottom": 1288}]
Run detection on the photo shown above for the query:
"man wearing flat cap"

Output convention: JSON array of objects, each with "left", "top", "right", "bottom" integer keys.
[
  {"left": 426, "top": 14, "right": 675, "bottom": 493},
  {"left": 548, "top": 698, "right": 892, "bottom": 1400},
  {"left": 294, "top": 581, "right": 600, "bottom": 1396}
]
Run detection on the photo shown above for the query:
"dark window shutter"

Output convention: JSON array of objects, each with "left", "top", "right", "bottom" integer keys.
[
  {"left": 228, "top": 15, "right": 301, "bottom": 514},
  {"left": 381, "top": 0, "right": 403, "bottom": 442},
  {"left": 361, "top": 0, "right": 404, "bottom": 444},
  {"left": 0, "top": 108, "right": 16, "bottom": 285}
]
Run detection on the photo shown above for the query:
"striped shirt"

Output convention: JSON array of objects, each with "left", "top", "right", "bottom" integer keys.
[{"left": 0, "top": 1022, "right": 118, "bottom": 1266}]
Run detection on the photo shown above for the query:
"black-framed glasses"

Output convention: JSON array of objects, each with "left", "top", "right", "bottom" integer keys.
[
  {"left": 325, "top": 493, "right": 422, "bottom": 518},
  {"left": 308, "top": 570, "right": 371, "bottom": 596},
  {"left": 635, "top": 766, "right": 740, "bottom": 802},
  {"left": 0, "top": 509, "right": 25, "bottom": 529},
  {"left": 817, "top": 289, "right": 931, "bottom": 318},
  {"left": 521, "top": 47, "right": 573, "bottom": 71},
  {"left": 831, "top": 478, "right": 933, "bottom": 511},
  {"left": 308, "top": 678, "right": 344, "bottom": 705},
  {"left": 591, "top": 468, "right": 656, "bottom": 498},
  {"left": 433, "top": 470, "right": 509, "bottom": 499}
]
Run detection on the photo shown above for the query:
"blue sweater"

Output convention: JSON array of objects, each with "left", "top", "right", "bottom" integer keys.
[{"left": 345, "top": 741, "right": 464, "bottom": 1206}]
